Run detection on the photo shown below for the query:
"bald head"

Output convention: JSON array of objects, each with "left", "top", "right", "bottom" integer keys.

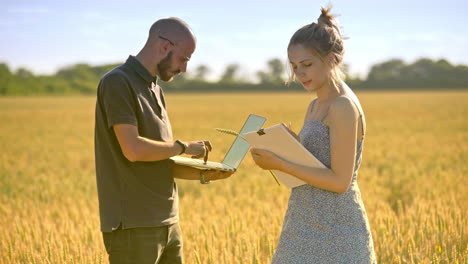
[
  {"left": 148, "top": 17, "right": 196, "bottom": 47},
  {"left": 135, "top": 17, "right": 196, "bottom": 81}
]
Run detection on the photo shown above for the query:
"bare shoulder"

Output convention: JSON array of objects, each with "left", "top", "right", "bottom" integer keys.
[{"left": 328, "top": 96, "right": 360, "bottom": 123}]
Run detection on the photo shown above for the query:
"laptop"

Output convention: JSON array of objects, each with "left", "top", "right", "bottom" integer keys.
[{"left": 170, "top": 114, "right": 267, "bottom": 171}]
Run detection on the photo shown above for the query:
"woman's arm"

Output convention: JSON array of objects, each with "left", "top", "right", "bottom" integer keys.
[{"left": 250, "top": 96, "right": 360, "bottom": 193}]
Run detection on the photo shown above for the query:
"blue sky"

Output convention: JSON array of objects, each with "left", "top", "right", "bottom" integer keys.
[{"left": 1, "top": 0, "right": 467, "bottom": 80}]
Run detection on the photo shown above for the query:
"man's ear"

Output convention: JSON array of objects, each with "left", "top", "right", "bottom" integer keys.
[{"left": 158, "top": 39, "right": 172, "bottom": 57}]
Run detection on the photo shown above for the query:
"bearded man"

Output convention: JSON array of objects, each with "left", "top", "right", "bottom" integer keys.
[{"left": 94, "top": 17, "right": 233, "bottom": 264}]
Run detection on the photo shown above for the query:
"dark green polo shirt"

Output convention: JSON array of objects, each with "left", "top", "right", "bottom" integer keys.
[{"left": 94, "top": 55, "right": 178, "bottom": 232}]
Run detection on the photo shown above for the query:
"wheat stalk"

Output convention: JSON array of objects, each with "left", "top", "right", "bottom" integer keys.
[
  {"left": 216, "top": 128, "right": 280, "bottom": 186},
  {"left": 215, "top": 128, "right": 239, "bottom": 136}
]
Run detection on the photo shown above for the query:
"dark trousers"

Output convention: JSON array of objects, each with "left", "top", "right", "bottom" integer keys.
[{"left": 102, "top": 223, "right": 183, "bottom": 264}]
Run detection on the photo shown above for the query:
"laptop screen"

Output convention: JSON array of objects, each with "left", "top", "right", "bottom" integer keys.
[{"left": 222, "top": 114, "right": 266, "bottom": 169}]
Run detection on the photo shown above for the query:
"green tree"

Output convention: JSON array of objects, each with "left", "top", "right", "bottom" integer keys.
[
  {"left": 367, "top": 59, "right": 406, "bottom": 83},
  {"left": 0, "top": 63, "right": 12, "bottom": 95},
  {"left": 13, "top": 68, "right": 36, "bottom": 94},
  {"left": 219, "top": 64, "right": 240, "bottom": 83},
  {"left": 193, "top": 64, "right": 210, "bottom": 81},
  {"left": 342, "top": 63, "right": 363, "bottom": 88},
  {"left": 257, "top": 58, "right": 285, "bottom": 84},
  {"left": 57, "top": 64, "right": 98, "bottom": 94}
]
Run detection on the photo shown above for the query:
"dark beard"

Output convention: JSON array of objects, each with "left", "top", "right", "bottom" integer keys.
[{"left": 157, "top": 51, "right": 180, "bottom": 82}]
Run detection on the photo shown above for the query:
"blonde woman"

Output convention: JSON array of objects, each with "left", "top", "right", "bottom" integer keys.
[{"left": 250, "top": 6, "right": 377, "bottom": 263}]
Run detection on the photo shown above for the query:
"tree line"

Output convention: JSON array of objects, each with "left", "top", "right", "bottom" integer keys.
[{"left": 0, "top": 57, "right": 467, "bottom": 95}]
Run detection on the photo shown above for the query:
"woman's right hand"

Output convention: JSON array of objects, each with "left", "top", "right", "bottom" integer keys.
[
  {"left": 282, "top": 123, "right": 300, "bottom": 141},
  {"left": 250, "top": 148, "right": 284, "bottom": 171}
]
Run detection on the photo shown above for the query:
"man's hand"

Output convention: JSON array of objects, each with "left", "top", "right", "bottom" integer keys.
[
  {"left": 173, "top": 165, "right": 234, "bottom": 181},
  {"left": 204, "top": 170, "right": 235, "bottom": 181},
  {"left": 185, "top": 140, "right": 212, "bottom": 159}
]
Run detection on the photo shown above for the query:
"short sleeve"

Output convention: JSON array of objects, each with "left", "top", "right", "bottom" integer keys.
[{"left": 99, "top": 73, "right": 138, "bottom": 129}]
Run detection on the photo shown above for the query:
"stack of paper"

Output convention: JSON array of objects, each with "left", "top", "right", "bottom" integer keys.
[{"left": 242, "top": 124, "right": 326, "bottom": 188}]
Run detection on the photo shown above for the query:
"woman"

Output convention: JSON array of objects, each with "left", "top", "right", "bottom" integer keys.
[{"left": 250, "top": 6, "right": 377, "bottom": 263}]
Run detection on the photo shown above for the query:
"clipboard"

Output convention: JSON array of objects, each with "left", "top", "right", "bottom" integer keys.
[{"left": 242, "top": 123, "right": 326, "bottom": 188}]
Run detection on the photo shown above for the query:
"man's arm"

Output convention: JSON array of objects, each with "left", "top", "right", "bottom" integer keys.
[
  {"left": 113, "top": 124, "right": 206, "bottom": 162},
  {"left": 172, "top": 164, "right": 234, "bottom": 181}
]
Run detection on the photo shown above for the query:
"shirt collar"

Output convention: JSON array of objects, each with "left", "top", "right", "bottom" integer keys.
[{"left": 125, "top": 55, "right": 157, "bottom": 84}]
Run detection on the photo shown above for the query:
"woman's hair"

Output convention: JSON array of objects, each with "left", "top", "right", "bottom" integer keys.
[{"left": 287, "top": 5, "right": 346, "bottom": 88}]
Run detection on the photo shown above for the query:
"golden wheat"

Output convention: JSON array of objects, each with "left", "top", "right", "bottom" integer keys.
[{"left": 0, "top": 91, "right": 467, "bottom": 263}]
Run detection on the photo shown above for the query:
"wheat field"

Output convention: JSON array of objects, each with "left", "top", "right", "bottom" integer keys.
[{"left": 0, "top": 91, "right": 467, "bottom": 264}]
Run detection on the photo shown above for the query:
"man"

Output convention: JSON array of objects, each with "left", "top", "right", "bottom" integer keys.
[{"left": 94, "top": 17, "right": 233, "bottom": 264}]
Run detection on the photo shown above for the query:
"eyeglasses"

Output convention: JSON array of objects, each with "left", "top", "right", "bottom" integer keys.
[{"left": 158, "top": 36, "right": 175, "bottom": 46}]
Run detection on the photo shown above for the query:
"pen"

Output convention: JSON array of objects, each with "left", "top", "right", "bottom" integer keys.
[
  {"left": 203, "top": 145, "right": 209, "bottom": 164},
  {"left": 269, "top": 170, "right": 281, "bottom": 186}
]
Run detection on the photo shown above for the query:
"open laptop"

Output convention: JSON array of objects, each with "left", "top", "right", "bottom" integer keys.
[{"left": 170, "top": 114, "right": 266, "bottom": 171}]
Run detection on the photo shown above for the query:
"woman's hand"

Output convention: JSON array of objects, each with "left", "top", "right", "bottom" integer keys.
[
  {"left": 282, "top": 122, "right": 300, "bottom": 141},
  {"left": 250, "top": 148, "right": 283, "bottom": 171}
]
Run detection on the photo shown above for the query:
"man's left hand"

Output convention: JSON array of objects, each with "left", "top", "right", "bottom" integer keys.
[{"left": 204, "top": 170, "right": 235, "bottom": 181}]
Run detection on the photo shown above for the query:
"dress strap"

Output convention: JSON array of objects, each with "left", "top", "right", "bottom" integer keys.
[
  {"left": 310, "top": 99, "right": 329, "bottom": 122},
  {"left": 310, "top": 99, "right": 318, "bottom": 112},
  {"left": 347, "top": 98, "right": 366, "bottom": 138}
]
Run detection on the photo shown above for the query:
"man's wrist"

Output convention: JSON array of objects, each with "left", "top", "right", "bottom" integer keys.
[{"left": 174, "top": 140, "right": 187, "bottom": 155}]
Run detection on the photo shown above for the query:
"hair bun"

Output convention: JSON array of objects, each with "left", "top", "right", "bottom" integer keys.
[
  {"left": 317, "top": 6, "right": 334, "bottom": 27},
  {"left": 317, "top": 5, "right": 342, "bottom": 36}
]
